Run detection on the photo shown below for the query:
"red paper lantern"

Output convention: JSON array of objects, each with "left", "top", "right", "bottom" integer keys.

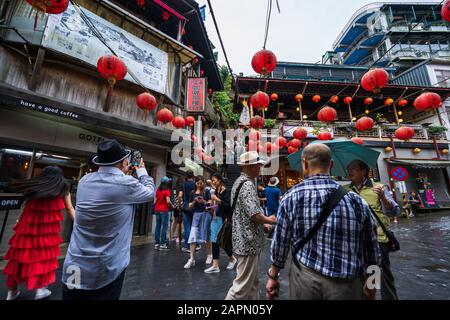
[
  {"left": 343, "top": 97, "right": 353, "bottom": 104},
  {"left": 172, "top": 116, "right": 186, "bottom": 128},
  {"left": 364, "top": 97, "right": 373, "bottom": 105},
  {"left": 162, "top": 11, "right": 171, "bottom": 21},
  {"left": 361, "top": 68, "right": 389, "bottom": 93},
  {"left": 398, "top": 99, "right": 408, "bottom": 107},
  {"left": 318, "top": 106, "right": 337, "bottom": 122},
  {"left": 295, "top": 94, "right": 304, "bottom": 102},
  {"left": 287, "top": 146, "right": 298, "bottom": 154},
  {"left": 26, "top": 0, "right": 69, "bottom": 30},
  {"left": 270, "top": 93, "right": 278, "bottom": 101},
  {"left": 351, "top": 137, "right": 364, "bottom": 145},
  {"left": 384, "top": 98, "right": 394, "bottom": 106},
  {"left": 251, "top": 49, "right": 277, "bottom": 75},
  {"left": 312, "top": 95, "right": 321, "bottom": 103},
  {"left": 355, "top": 117, "right": 375, "bottom": 131},
  {"left": 156, "top": 108, "right": 173, "bottom": 123},
  {"left": 442, "top": 0, "right": 450, "bottom": 22},
  {"left": 290, "top": 139, "right": 301, "bottom": 149},
  {"left": 317, "top": 131, "right": 332, "bottom": 141},
  {"left": 413, "top": 92, "right": 442, "bottom": 111},
  {"left": 136, "top": 92, "right": 157, "bottom": 111},
  {"left": 250, "top": 116, "right": 265, "bottom": 129},
  {"left": 249, "top": 130, "right": 261, "bottom": 141},
  {"left": 185, "top": 116, "right": 195, "bottom": 127},
  {"left": 395, "top": 127, "right": 415, "bottom": 141},
  {"left": 275, "top": 137, "right": 287, "bottom": 148},
  {"left": 136, "top": 0, "right": 145, "bottom": 7},
  {"left": 330, "top": 95, "right": 339, "bottom": 104},
  {"left": 97, "top": 55, "right": 127, "bottom": 86},
  {"left": 293, "top": 127, "right": 308, "bottom": 140},
  {"left": 250, "top": 91, "right": 270, "bottom": 110}
]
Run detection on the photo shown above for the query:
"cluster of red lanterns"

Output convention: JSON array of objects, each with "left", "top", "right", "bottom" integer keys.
[
  {"left": 361, "top": 68, "right": 390, "bottom": 94},
  {"left": 395, "top": 127, "right": 415, "bottom": 141},
  {"left": 250, "top": 91, "right": 270, "bottom": 110},
  {"left": 250, "top": 116, "right": 265, "bottom": 129},
  {"left": 413, "top": 92, "right": 442, "bottom": 111},
  {"left": 355, "top": 117, "right": 375, "bottom": 131},
  {"left": 318, "top": 106, "right": 337, "bottom": 122},
  {"left": 251, "top": 49, "right": 277, "bottom": 76}
]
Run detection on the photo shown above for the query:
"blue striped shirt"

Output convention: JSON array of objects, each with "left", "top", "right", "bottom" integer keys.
[{"left": 271, "top": 174, "right": 381, "bottom": 278}]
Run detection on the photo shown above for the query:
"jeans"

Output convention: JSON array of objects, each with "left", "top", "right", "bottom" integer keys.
[
  {"left": 379, "top": 242, "right": 399, "bottom": 300},
  {"left": 182, "top": 211, "right": 193, "bottom": 248},
  {"left": 154, "top": 211, "right": 169, "bottom": 245}
]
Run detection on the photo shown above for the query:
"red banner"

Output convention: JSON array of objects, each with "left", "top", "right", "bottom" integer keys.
[{"left": 186, "top": 77, "right": 207, "bottom": 113}]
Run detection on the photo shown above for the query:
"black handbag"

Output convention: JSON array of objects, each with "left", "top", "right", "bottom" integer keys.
[{"left": 217, "top": 181, "right": 246, "bottom": 252}]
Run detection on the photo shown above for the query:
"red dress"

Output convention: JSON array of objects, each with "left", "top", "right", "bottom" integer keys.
[{"left": 2, "top": 197, "right": 64, "bottom": 290}]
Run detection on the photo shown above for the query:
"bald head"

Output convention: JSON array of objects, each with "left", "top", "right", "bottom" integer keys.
[{"left": 302, "top": 143, "right": 332, "bottom": 174}]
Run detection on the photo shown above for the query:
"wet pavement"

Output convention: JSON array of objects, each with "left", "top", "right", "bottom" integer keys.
[{"left": 1, "top": 211, "right": 449, "bottom": 300}]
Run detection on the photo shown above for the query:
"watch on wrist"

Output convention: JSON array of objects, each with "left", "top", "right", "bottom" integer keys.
[{"left": 267, "top": 268, "right": 279, "bottom": 281}]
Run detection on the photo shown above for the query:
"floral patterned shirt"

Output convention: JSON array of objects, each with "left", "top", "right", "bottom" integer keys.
[{"left": 231, "top": 173, "right": 265, "bottom": 256}]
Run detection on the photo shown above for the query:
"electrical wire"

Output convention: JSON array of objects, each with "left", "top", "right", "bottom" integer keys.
[{"left": 263, "top": 0, "right": 273, "bottom": 49}]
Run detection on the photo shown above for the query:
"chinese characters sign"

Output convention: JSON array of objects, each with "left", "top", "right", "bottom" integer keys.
[{"left": 186, "top": 78, "right": 207, "bottom": 113}]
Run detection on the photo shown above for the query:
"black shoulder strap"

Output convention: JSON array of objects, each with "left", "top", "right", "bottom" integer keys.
[
  {"left": 230, "top": 180, "right": 247, "bottom": 216},
  {"left": 293, "top": 186, "right": 348, "bottom": 257}
]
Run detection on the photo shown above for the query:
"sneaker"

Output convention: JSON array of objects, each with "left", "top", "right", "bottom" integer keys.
[
  {"left": 184, "top": 259, "right": 195, "bottom": 269},
  {"left": 35, "top": 288, "right": 51, "bottom": 300},
  {"left": 182, "top": 247, "right": 190, "bottom": 253},
  {"left": 154, "top": 244, "right": 160, "bottom": 250},
  {"left": 6, "top": 290, "right": 20, "bottom": 300},
  {"left": 159, "top": 244, "right": 169, "bottom": 250},
  {"left": 204, "top": 266, "right": 220, "bottom": 274},
  {"left": 226, "top": 257, "right": 237, "bottom": 270},
  {"left": 205, "top": 255, "right": 213, "bottom": 265}
]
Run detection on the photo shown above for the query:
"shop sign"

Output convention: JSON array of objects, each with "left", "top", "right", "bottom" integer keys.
[
  {"left": 0, "top": 195, "right": 24, "bottom": 211},
  {"left": 185, "top": 77, "right": 207, "bottom": 113},
  {"left": 390, "top": 166, "right": 409, "bottom": 181}
]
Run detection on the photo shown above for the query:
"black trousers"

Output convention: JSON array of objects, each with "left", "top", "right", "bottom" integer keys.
[
  {"left": 62, "top": 269, "right": 126, "bottom": 300},
  {"left": 379, "top": 243, "right": 399, "bottom": 300},
  {"left": 212, "top": 242, "right": 233, "bottom": 260}
]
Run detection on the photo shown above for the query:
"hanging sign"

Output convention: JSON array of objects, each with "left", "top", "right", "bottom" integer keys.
[
  {"left": 185, "top": 77, "right": 207, "bottom": 113},
  {"left": 390, "top": 166, "right": 409, "bottom": 181}
]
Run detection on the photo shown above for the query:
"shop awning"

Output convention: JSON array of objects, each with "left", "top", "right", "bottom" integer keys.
[{"left": 388, "top": 159, "right": 450, "bottom": 169}]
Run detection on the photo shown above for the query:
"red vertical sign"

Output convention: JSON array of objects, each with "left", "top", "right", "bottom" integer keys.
[{"left": 186, "top": 77, "right": 206, "bottom": 113}]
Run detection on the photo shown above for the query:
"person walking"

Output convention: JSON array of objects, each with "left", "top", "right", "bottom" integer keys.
[
  {"left": 225, "top": 151, "right": 276, "bottom": 300},
  {"left": 61, "top": 139, "right": 155, "bottom": 300},
  {"left": 204, "top": 173, "right": 237, "bottom": 274},
  {"left": 3, "top": 166, "right": 75, "bottom": 300},
  {"left": 204, "top": 179, "right": 214, "bottom": 264},
  {"left": 346, "top": 159, "right": 400, "bottom": 300},
  {"left": 154, "top": 176, "right": 173, "bottom": 250},
  {"left": 178, "top": 170, "right": 196, "bottom": 253},
  {"left": 171, "top": 177, "right": 184, "bottom": 244},
  {"left": 266, "top": 144, "right": 381, "bottom": 300},
  {"left": 184, "top": 176, "right": 212, "bottom": 269},
  {"left": 264, "top": 177, "right": 282, "bottom": 239}
]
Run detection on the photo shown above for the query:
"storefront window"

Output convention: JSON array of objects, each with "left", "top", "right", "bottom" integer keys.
[{"left": 0, "top": 146, "right": 32, "bottom": 192}]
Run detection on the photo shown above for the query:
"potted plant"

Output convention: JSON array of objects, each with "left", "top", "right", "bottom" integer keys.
[
  {"left": 264, "top": 119, "right": 276, "bottom": 129},
  {"left": 427, "top": 125, "right": 447, "bottom": 137},
  {"left": 375, "top": 113, "right": 388, "bottom": 124}
]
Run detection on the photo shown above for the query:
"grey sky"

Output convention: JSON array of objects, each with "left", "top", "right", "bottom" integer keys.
[{"left": 196, "top": 0, "right": 440, "bottom": 76}]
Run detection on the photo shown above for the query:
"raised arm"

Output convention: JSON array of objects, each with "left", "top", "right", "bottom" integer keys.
[{"left": 63, "top": 193, "right": 75, "bottom": 220}]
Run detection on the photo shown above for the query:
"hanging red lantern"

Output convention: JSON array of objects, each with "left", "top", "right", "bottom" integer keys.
[
  {"left": 351, "top": 137, "right": 364, "bottom": 145},
  {"left": 343, "top": 97, "right": 353, "bottom": 104},
  {"left": 413, "top": 92, "right": 443, "bottom": 111},
  {"left": 275, "top": 137, "right": 287, "bottom": 148},
  {"left": 312, "top": 95, "right": 321, "bottom": 103},
  {"left": 172, "top": 116, "right": 186, "bottom": 128},
  {"left": 442, "top": 0, "right": 450, "bottom": 22},
  {"left": 318, "top": 106, "right": 337, "bottom": 122},
  {"left": 395, "top": 126, "right": 415, "bottom": 141},
  {"left": 25, "top": 0, "right": 69, "bottom": 31},
  {"left": 250, "top": 116, "right": 265, "bottom": 129},
  {"left": 330, "top": 95, "right": 339, "bottom": 104},
  {"left": 270, "top": 93, "right": 278, "bottom": 101},
  {"left": 249, "top": 130, "right": 261, "bottom": 141},
  {"left": 162, "top": 11, "right": 171, "bottom": 21},
  {"left": 295, "top": 94, "right": 304, "bottom": 102},
  {"left": 398, "top": 99, "right": 408, "bottom": 107},
  {"left": 355, "top": 117, "right": 375, "bottom": 131},
  {"left": 185, "top": 116, "right": 195, "bottom": 127},
  {"left": 136, "top": 92, "right": 157, "bottom": 111},
  {"left": 293, "top": 127, "right": 308, "bottom": 140},
  {"left": 287, "top": 146, "right": 298, "bottom": 154},
  {"left": 361, "top": 68, "right": 389, "bottom": 93},
  {"left": 136, "top": 0, "right": 145, "bottom": 7},
  {"left": 384, "top": 98, "right": 394, "bottom": 106},
  {"left": 290, "top": 139, "right": 301, "bottom": 149},
  {"left": 364, "top": 97, "right": 373, "bottom": 105},
  {"left": 250, "top": 91, "right": 270, "bottom": 110},
  {"left": 317, "top": 131, "right": 332, "bottom": 141},
  {"left": 156, "top": 108, "right": 173, "bottom": 123},
  {"left": 251, "top": 49, "right": 277, "bottom": 75},
  {"left": 97, "top": 55, "right": 127, "bottom": 87}
]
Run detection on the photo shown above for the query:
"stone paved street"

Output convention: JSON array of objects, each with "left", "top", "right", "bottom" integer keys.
[{"left": 1, "top": 211, "right": 449, "bottom": 300}]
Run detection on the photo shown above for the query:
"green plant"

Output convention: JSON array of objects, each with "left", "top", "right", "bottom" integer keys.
[
  {"left": 264, "top": 119, "right": 276, "bottom": 129},
  {"left": 213, "top": 66, "right": 240, "bottom": 128},
  {"left": 427, "top": 125, "right": 447, "bottom": 136},
  {"left": 312, "top": 122, "right": 326, "bottom": 136}
]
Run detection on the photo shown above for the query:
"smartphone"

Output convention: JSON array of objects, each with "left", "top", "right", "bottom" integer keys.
[{"left": 130, "top": 150, "right": 142, "bottom": 167}]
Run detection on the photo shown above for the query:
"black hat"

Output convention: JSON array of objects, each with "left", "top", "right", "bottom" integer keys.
[{"left": 92, "top": 139, "right": 131, "bottom": 166}]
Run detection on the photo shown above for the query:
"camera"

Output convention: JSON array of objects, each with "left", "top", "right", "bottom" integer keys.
[{"left": 130, "top": 150, "right": 142, "bottom": 167}]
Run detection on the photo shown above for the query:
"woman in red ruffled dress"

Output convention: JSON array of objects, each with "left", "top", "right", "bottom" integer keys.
[{"left": 3, "top": 166, "right": 75, "bottom": 300}]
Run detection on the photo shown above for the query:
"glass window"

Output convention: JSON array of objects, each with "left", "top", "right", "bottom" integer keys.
[
  {"left": 435, "top": 69, "right": 450, "bottom": 88},
  {"left": 0, "top": 146, "right": 32, "bottom": 192}
]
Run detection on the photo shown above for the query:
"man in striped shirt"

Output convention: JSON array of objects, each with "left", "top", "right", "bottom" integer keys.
[{"left": 266, "top": 143, "right": 381, "bottom": 300}]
